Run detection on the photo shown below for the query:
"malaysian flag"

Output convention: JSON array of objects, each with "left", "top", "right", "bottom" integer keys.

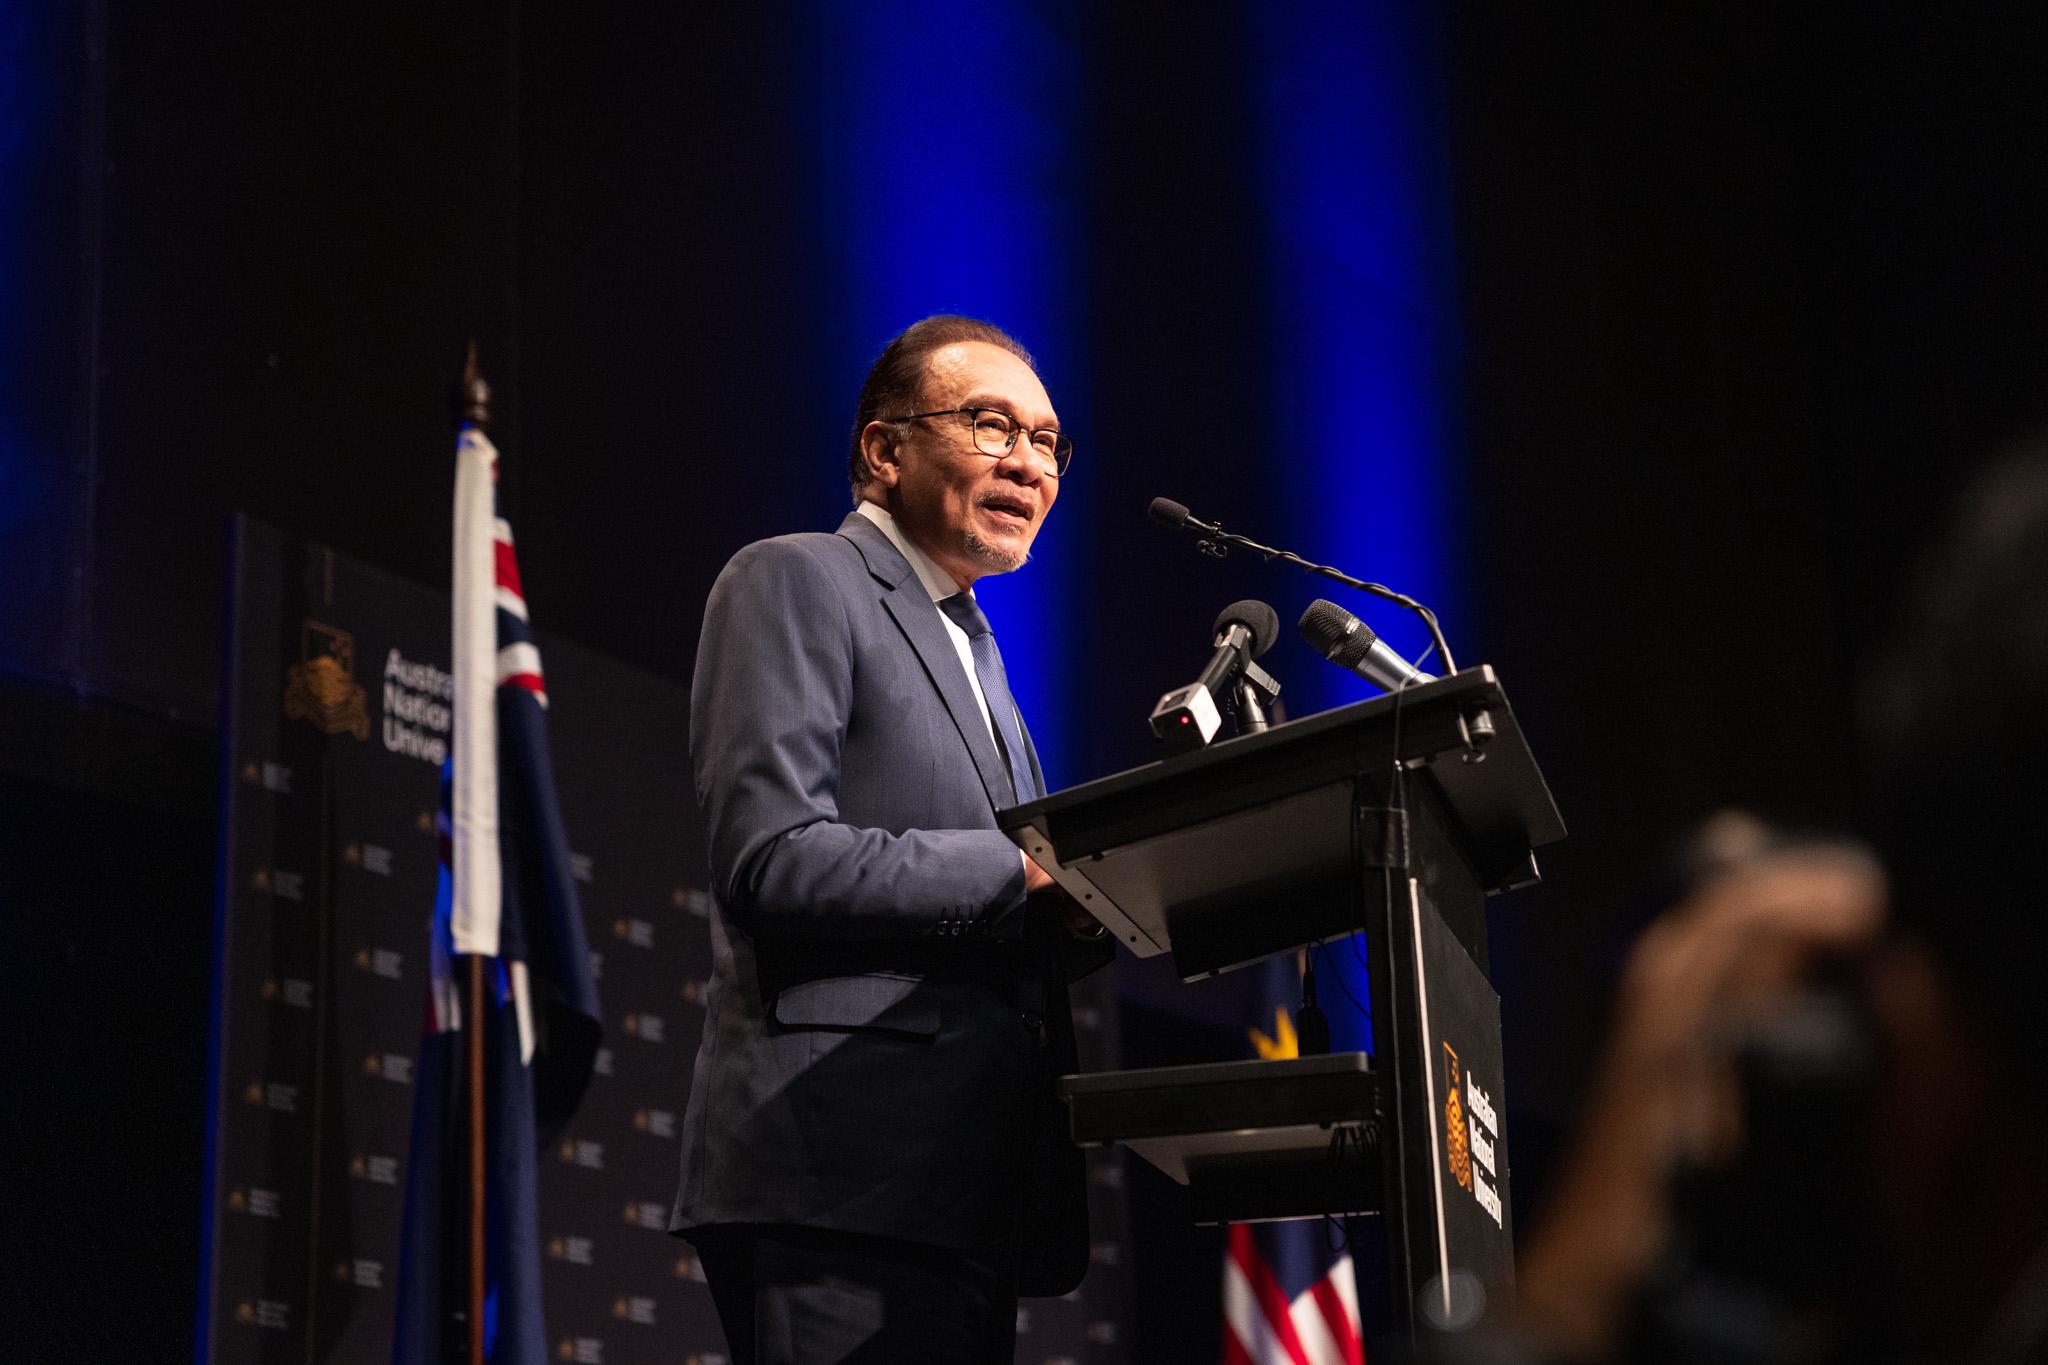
[
  {"left": 1222, "top": 954, "right": 1367, "bottom": 1365},
  {"left": 394, "top": 423, "right": 603, "bottom": 1365}
]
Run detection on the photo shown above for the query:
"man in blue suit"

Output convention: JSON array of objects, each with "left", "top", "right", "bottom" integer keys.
[{"left": 671, "top": 315, "right": 1114, "bottom": 1363}]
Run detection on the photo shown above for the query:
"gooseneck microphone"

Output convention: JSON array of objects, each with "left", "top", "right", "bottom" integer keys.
[
  {"left": 1147, "top": 496, "right": 1456, "bottom": 674},
  {"left": 1150, "top": 599, "right": 1280, "bottom": 754},
  {"left": 1147, "top": 497, "right": 1195, "bottom": 529},
  {"left": 1299, "top": 598, "right": 1435, "bottom": 692}
]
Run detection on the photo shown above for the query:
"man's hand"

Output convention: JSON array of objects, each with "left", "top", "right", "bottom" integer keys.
[
  {"left": 1023, "top": 853, "right": 1108, "bottom": 940},
  {"left": 1058, "top": 900, "right": 1106, "bottom": 940}
]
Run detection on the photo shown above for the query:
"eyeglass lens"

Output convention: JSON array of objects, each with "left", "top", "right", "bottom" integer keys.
[{"left": 968, "top": 411, "right": 1070, "bottom": 472}]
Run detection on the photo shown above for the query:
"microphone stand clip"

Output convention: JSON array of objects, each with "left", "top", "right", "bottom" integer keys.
[{"left": 1233, "top": 659, "right": 1281, "bottom": 735}]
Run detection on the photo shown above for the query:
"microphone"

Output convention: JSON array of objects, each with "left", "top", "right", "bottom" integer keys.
[
  {"left": 1299, "top": 598, "right": 1436, "bottom": 693},
  {"left": 1151, "top": 600, "right": 1281, "bottom": 754},
  {"left": 1148, "top": 498, "right": 1229, "bottom": 559},
  {"left": 1195, "top": 599, "right": 1280, "bottom": 696}
]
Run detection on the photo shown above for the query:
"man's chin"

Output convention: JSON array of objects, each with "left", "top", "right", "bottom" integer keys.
[{"left": 963, "top": 529, "right": 1030, "bottom": 575}]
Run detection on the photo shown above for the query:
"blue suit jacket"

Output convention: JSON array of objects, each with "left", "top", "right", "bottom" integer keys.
[{"left": 670, "top": 510, "right": 1107, "bottom": 1294}]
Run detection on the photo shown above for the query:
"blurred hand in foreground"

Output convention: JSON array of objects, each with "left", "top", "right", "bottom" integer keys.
[{"left": 1513, "top": 817, "right": 1886, "bottom": 1362}]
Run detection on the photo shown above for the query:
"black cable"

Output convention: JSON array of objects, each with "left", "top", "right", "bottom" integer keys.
[
  {"left": 1382, "top": 656, "right": 1418, "bottom": 974},
  {"left": 1322, "top": 639, "right": 1434, "bottom": 1048}
]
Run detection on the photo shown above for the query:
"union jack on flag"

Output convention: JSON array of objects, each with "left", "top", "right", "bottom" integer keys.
[
  {"left": 1222, "top": 955, "right": 1367, "bottom": 1365},
  {"left": 394, "top": 423, "right": 602, "bottom": 1365}
]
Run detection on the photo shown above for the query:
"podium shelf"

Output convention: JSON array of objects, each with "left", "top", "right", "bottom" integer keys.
[{"left": 1060, "top": 1053, "right": 1383, "bottom": 1221}]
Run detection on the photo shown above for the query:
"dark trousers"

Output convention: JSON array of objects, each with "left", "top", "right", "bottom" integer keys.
[{"left": 689, "top": 1224, "right": 1019, "bottom": 1365}]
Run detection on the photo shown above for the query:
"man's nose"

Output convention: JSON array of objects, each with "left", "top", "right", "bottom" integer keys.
[{"left": 994, "top": 441, "right": 1047, "bottom": 484}]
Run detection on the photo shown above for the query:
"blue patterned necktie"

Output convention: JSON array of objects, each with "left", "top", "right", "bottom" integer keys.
[{"left": 939, "top": 592, "right": 1040, "bottom": 806}]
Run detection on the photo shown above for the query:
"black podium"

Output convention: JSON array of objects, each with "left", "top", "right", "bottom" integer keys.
[{"left": 1000, "top": 667, "right": 1564, "bottom": 1335}]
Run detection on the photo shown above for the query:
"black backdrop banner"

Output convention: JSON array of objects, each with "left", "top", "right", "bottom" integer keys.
[
  {"left": 201, "top": 514, "right": 1130, "bottom": 1363},
  {"left": 204, "top": 514, "right": 720, "bottom": 1360}
]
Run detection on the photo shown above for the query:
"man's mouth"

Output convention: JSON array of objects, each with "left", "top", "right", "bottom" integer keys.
[{"left": 977, "top": 494, "right": 1034, "bottom": 529}]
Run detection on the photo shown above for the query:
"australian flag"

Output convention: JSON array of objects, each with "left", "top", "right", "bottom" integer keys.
[
  {"left": 394, "top": 424, "right": 603, "bottom": 1365},
  {"left": 1222, "top": 954, "right": 1367, "bottom": 1365}
]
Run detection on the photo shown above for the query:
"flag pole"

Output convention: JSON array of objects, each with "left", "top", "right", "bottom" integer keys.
[
  {"left": 457, "top": 341, "right": 491, "bottom": 1365},
  {"left": 466, "top": 951, "right": 485, "bottom": 1364}
]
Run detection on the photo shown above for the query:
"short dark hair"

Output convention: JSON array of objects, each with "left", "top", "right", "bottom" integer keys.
[
  {"left": 846, "top": 315, "right": 1037, "bottom": 499},
  {"left": 1860, "top": 434, "right": 2048, "bottom": 1078}
]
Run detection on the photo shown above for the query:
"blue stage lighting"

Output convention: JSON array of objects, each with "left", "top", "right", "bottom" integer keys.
[
  {"left": 1250, "top": 3, "right": 1463, "bottom": 1052},
  {"left": 807, "top": 1, "right": 1087, "bottom": 791}
]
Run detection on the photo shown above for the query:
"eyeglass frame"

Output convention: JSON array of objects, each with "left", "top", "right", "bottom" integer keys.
[{"left": 883, "top": 406, "right": 1073, "bottom": 477}]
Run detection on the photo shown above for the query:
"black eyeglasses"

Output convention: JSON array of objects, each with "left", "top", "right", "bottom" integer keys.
[{"left": 886, "top": 407, "right": 1073, "bottom": 477}]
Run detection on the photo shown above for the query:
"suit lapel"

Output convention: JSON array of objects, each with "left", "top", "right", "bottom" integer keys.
[{"left": 838, "top": 513, "right": 1013, "bottom": 813}]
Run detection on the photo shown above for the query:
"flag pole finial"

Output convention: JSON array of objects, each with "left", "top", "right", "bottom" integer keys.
[{"left": 457, "top": 340, "right": 492, "bottom": 432}]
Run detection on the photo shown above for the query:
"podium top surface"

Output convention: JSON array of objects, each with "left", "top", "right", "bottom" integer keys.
[{"left": 999, "top": 667, "right": 1565, "bottom": 958}]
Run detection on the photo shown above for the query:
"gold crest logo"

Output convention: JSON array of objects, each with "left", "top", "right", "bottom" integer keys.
[
  {"left": 284, "top": 620, "right": 369, "bottom": 740},
  {"left": 1249, "top": 1007, "right": 1300, "bottom": 1061},
  {"left": 1443, "top": 1043, "right": 1473, "bottom": 1191}
]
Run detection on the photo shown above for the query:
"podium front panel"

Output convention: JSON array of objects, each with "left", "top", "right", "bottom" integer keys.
[{"left": 1393, "top": 878, "right": 1516, "bottom": 1318}]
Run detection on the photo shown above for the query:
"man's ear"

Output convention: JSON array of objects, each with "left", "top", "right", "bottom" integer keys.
[{"left": 859, "top": 421, "right": 902, "bottom": 489}]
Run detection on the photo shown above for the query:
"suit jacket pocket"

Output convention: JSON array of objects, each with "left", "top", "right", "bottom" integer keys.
[{"left": 770, "top": 972, "right": 940, "bottom": 1037}]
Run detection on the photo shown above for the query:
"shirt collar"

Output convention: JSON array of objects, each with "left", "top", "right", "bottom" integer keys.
[{"left": 855, "top": 500, "right": 969, "bottom": 606}]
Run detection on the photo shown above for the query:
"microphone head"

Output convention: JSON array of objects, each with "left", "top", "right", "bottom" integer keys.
[
  {"left": 1299, "top": 598, "right": 1378, "bottom": 670},
  {"left": 1215, "top": 599, "right": 1281, "bottom": 658},
  {"left": 1148, "top": 497, "right": 1192, "bottom": 529}
]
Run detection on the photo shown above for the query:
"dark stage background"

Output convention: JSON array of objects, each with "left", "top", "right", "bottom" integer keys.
[{"left": 7, "top": 3, "right": 2048, "bottom": 1359}]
